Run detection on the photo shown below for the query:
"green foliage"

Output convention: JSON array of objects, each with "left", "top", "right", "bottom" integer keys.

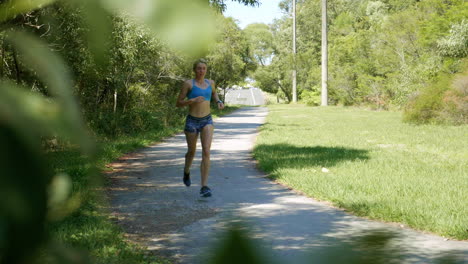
[
  {"left": 439, "top": 74, "right": 468, "bottom": 124},
  {"left": 206, "top": 15, "right": 251, "bottom": 90},
  {"left": 211, "top": 0, "right": 259, "bottom": 12},
  {"left": 247, "top": 0, "right": 468, "bottom": 120},
  {"left": 0, "top": 31, "right": 93, "bottom": 263},
  {"left": 403, "top": 77, "right": 448, "bottom": 123},
  {"left": 0, "top": 125, "right": 50, "bottom": 264},
  {"left": 5, "top": 31, "right": 93, "bottom": 151},
  {"left": 208, "top": 225, "right": 267, "bottom": 264},
  {"left": 253, "top": 55, "right": 293, "bottom": 102},
  {"left": 300, "top": 88, "right": 320, "bottom": 106},
  {"left": 418, "top": 0, "right": 468, "bottom": 48},
  {"left": 404, "top": 65, "right": 468, "bottom": 125},
  {"left": 88, "top": 110, "right": 164, "bottom": 137},
  {"left": 437, "top": 20, "right": 468, "bottom": 58},
  {"left": 0, "top": 0, "right": 55, "bottom": 23},
  {"left": 253, "top": 65, "right": 279, "bottom": 94},
  {"left": 243, "top": 23, "right": 274, "bottom": 66}
]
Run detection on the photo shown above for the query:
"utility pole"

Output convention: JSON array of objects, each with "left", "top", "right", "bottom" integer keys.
[
  {"left": 321, "top": 0, "right": 328, "bottom": 106},
  {"left": 292, "top": 0, "right": 297, "bottom": 103}
]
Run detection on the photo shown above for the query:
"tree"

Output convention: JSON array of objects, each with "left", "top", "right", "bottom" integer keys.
[
  {"left": 437, "top": 20, "right": 468, "bottom": 58},
  {"left": 243, "top": 23, "right": 274, "bottom": 66},
  {"left": 211, "top": 0, "right": 260, "bottom": 12},
  {"left": 206, "top": 16, "right": 253, "bottom": 99},
  {"left": 254, "top": 56, "right": 292, "bottom": 102}
]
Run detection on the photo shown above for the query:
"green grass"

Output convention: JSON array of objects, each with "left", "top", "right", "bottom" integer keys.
[
  {"left": 45, "top": 106, "right": 240, "bottom": 263},
  {"left": 253, "top": 104, "right": 468, "bottom": 240}
]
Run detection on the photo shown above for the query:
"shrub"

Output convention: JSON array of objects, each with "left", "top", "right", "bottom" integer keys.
[
  {"left": 439, "top": 74, "right": 468, "bottom": 124},
  {"left": 403, "top": 75, "right": 450, "bottom": 123},
  {"left": 300, "top": 89, "right": 321, "bottom": 106},
  {"left": 404, "top": 64, "right": 468, "bottom": 125},
  {"left": 87, "top": 109, "right": 166, "bottom": 137}
]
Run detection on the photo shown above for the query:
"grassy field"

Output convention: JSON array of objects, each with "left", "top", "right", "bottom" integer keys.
[
  {"left": 253, "top": 104, "right": 468, "bottom": 240},
  {"left": 46, "top": 106, "right": 240, "bottom": 263}
]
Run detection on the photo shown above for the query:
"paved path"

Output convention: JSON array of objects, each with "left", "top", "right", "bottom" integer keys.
[{"left": 107, "top": 107, "right": 467, "bottom": 263}]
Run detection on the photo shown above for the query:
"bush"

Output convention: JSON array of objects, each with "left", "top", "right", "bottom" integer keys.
[
  {"left": 300, "top": 89, "right": 321, "bottom": 106},
  {"left": 439, "top": 74, "right": 468, "bottom": 124},
  {"left": 87, "top": 109, "right": 167, "bottom": 137},
  {"left": 404, "top": 67, "right": 468, "bottom": 125},
  {"left": 403, "top": 75, "right": 450, "bottom": 123}
]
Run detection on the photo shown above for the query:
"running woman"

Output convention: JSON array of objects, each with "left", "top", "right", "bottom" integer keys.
[{"left": 176, "top": 59, "right": 224, "bottom": 197}]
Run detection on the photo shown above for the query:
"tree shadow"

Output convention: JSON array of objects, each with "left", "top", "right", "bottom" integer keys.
[{"left": 254, "top": 144, "right": 370, "bottom": 179}]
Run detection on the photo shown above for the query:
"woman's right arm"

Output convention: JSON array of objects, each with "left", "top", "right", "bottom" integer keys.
[{"left": 176, "top": 81, "right": 193, "bottom": 107}]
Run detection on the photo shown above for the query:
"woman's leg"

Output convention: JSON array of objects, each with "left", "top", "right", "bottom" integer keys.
[
  {"left": 184, "top": 131, "right": 198, "bottom": 174},
  {"left": 200, "top": 124, "right": 214, "bottom": 187}
]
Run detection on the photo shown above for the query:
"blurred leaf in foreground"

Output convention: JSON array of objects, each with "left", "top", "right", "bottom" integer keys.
[
  {"left": 0, "top": 124, "right": 50, "bottom": 264},
  {"left": 0, "top": 0, "right": 55, "bottom": 23},
  {"left": 6, "top": 31, "right": 94, "bottom": 154},
  {"left": 100, "top": 0, "right": 217, "bottom": 55},
  {"left": 209, "top": 224, "right": 268, "bottom": 264}
]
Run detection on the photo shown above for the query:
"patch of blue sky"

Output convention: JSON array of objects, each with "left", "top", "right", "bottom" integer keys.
[{"left": 223, "top": 0, "right": 284, "bottom": 29}]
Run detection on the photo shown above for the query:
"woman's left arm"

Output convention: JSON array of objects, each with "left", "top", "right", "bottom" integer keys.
[{"left": 211, "top": 80, "right": 225, "bottom": 110}]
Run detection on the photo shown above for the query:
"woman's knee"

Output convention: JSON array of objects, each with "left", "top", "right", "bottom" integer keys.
[
  {"left": 202, "top": 148, "right": 210, "bottom": 158},
  {"left": 186, "top": 149, "right": 196, "bottom": 157}
]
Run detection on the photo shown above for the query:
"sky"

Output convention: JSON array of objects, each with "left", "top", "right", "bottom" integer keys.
[{"left": 223, "top": 0, "right": 284, "bottom": 29}]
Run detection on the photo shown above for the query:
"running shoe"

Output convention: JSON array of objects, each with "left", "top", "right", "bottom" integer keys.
[
  {"left": 200, "top": 186, "right": 212, "bottom": 197},
  {"left": 183, "top": 171, "right": 191, "bottom": 187}
]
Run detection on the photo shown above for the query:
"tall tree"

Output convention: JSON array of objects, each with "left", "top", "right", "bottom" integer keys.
[
  {"left": 243, "top": 23, "right": 274, "bottom": 66},
  {"left": 212, "top": 0, "right": 260, "bottom": 11},
  {"left": 206, "top": 16, "right": 252, "bottom": 99}
]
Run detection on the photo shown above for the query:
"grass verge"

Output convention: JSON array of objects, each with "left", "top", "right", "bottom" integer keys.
[
  {"left": 45, "top": 106, "right": 240, "bottom": 263},
  {"left": 253, "top": 104, "right": 467, "bottom": 240}
]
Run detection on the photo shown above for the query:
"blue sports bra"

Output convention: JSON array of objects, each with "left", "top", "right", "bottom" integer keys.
[{"left": 187, "top": 79, "right": 212, "bottom": 101}]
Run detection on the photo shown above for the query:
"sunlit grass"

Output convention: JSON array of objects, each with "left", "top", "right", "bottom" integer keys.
[
  {"left": 253, "top": 104, "right": 468, "bottom": 240},
  {"left": 45, "top": 106, "right": 240, "bottom": 263}
]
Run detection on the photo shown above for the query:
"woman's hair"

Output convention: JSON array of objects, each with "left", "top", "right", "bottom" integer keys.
[{"left": 193, "top": 59, "right": 208, "bottom": 71}]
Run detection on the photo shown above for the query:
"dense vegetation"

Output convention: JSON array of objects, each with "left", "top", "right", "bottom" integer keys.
[
  {"left": 0, "top": 2, "right": 255, "bottom": 138},
  {"left": 251, "top": 0, "right": 467, "bottom": 124}
]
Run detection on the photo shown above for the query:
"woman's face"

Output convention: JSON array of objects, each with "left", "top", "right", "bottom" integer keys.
[{"left": 194, "top": 63, "right": 207, "bottom": 78}]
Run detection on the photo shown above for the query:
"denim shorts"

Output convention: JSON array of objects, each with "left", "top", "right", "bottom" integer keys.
[{"left": 184, "top": 114, "right": 213, "bottom": 133}]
